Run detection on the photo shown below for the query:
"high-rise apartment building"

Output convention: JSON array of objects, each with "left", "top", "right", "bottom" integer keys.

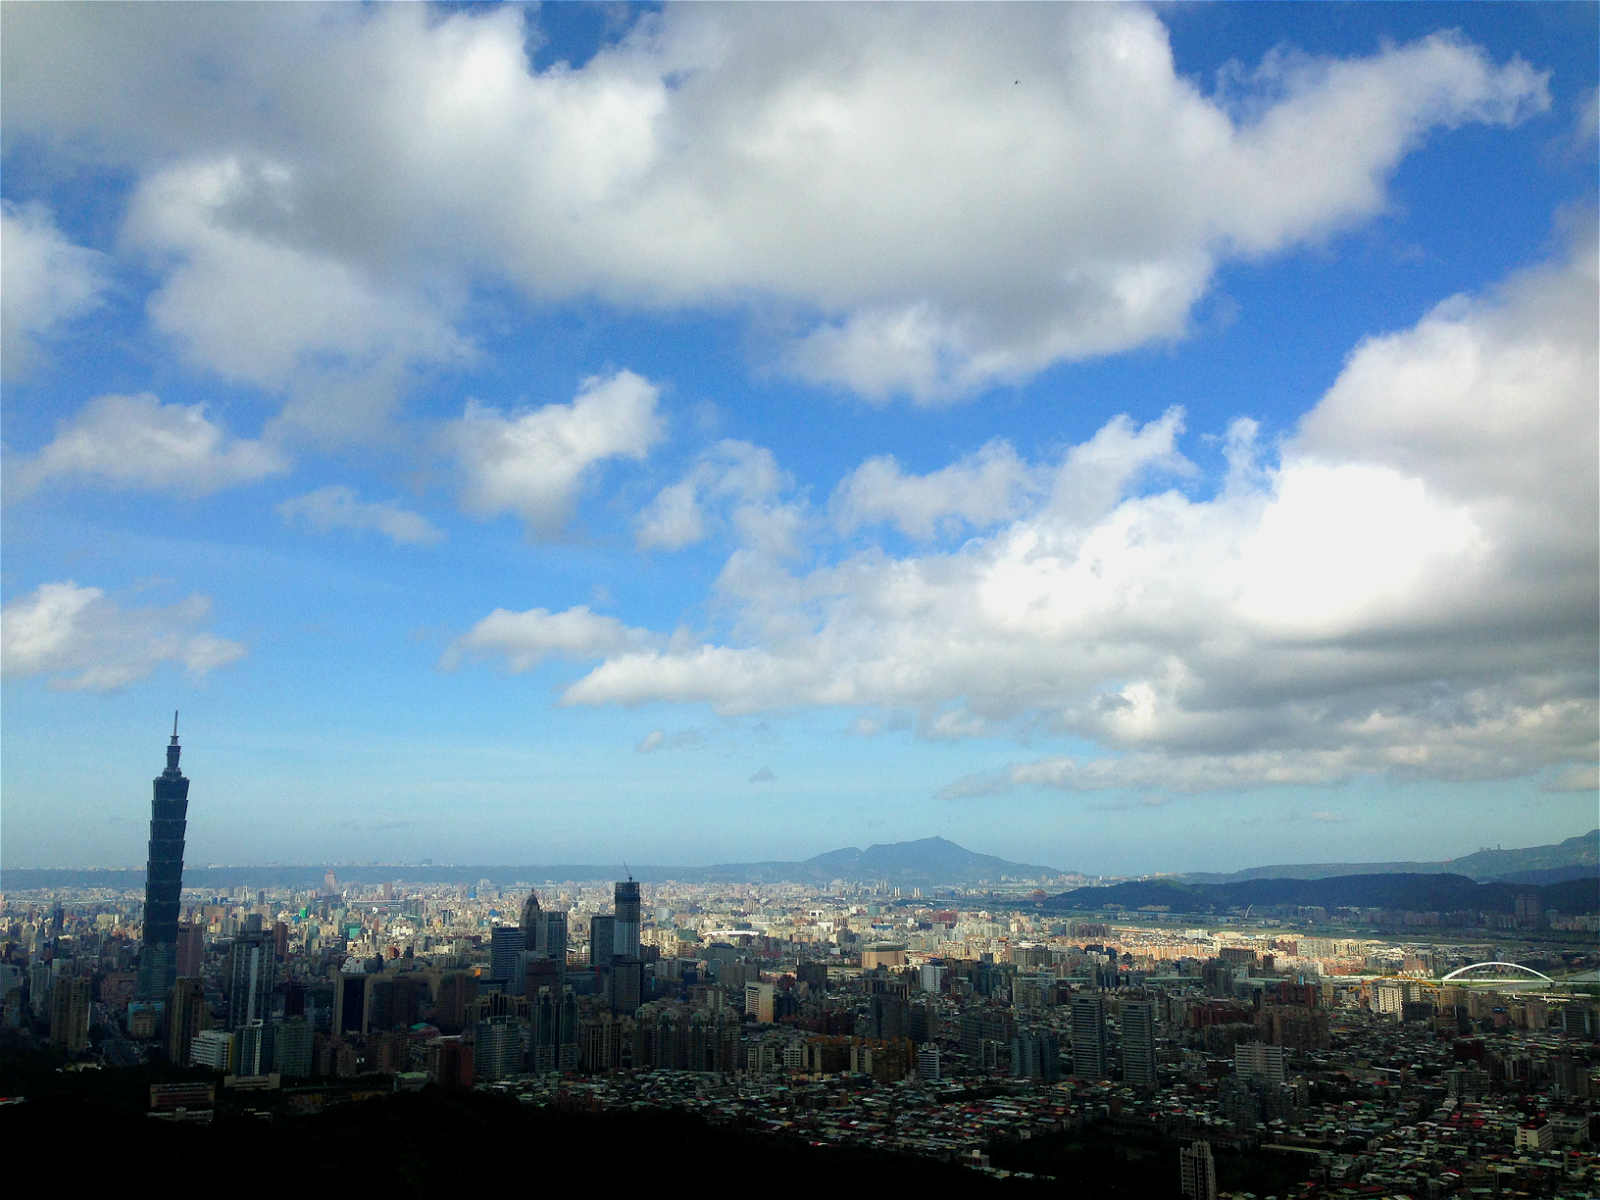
[
  {"left": 1180, "top": 1139, "right": 1218, "bottom": 1200},
  {"left": 745, "top": 981, "right": 775, "bottom": 1024},
  {"left": 1071, "top": 993, "right": 1107, "bottom": 1079},
  {"left": 190, "top": 1029, "right": 235, "bottom": 1073},
  {"left": 138, "top": 714, "right": 191, "bottom": 999},
  {"left": 1235, "top": 1041, "right": 1286, "bottom": 1086},
  {"left": 1122, "top": 998, "right": 1159, "bottom": 1089}
]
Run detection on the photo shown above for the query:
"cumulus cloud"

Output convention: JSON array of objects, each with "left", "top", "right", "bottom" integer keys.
[
  {"left": 637, "top": 439, "right": 795, "bottom": 552},
  {"left": 1, "top": 202, "right": 109, "bottom": 378},
  {"left": 0, "top": 5, "right": 1553, "bottom": 405},
  {"left": 0, "top": 581, "right": 246, "bottom": 690},
  {"left": 441, "top": 605, "right": 653, "bottom": 673},
  {"left": 121, "top": 157, "right": 474, "bottom": 442},
  {"left": 449, "top": 370, "right": 663, "bottom": 536},
  {"left": 277, "top": 485, "right": 443, "bottom": 547},
  {"left": 563, "top": 237, "right": 1597, "bottom": 793},
  {"left": 11, "top": 392, "right": 288, "bottom": 496},
  {"left": 833, "top": 441, "right": 1038, "bottom": 540}
]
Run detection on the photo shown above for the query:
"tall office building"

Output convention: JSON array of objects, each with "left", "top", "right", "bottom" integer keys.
[
  {"left": 590, "top": 915, "right": 615, "bottom": 970},
  {"left": 533, "top": 906, "right": 568, "bottom": 970},
  {"left": 167, "top": 977, "right": 207, "bottom": 1066},
  {"left": 520, "top": 890, "right": 542, "bottom": 940},
  {"left": 490, "top": 926, "right": 527, "bottom": 995},
  {"left": 138, "top": 714, "right": 191, "bottom": 1000},
  {"left": 1071, "top": 993, "right": 1108, "bottom": 1079},
  {"left": 49, "top": 977, "right": 92, "bottom": 1053},
  {"left": 473, "top": 1014, "right": 521, "bottom": 1082},
  {"left": 613, "top": 878, "right": 641, "bottom": 959},
  {"left": 226, "top": 931, "right": 276, "bottom": 1029},
  {"left": 273, "top": 1017, "right": 313, "bottom": 1078},
  {"left": 1122, "top": 998, "right": 1159, "bottom": 1089},
  {"left": 235, "top": 1020, "right": 272, "bottom": 1075},
  {"left": 175, "top": 922, "right": 205, "bottom": 979}
]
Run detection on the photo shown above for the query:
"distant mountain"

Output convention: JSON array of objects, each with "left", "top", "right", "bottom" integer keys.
[
  {"left": 1, "top": 837, "right": 1066, "bottom": 891},
  {"left": 1177, "top": 829, "right": 1598, "bottom": 885},
  {"left": 1047, "top": 872, "right": 1600, "bottom": 916}
]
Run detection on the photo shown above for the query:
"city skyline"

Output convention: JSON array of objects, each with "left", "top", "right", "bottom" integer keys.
[{"left": 2, "top": 4, "right": 1597, "bottom": 873}]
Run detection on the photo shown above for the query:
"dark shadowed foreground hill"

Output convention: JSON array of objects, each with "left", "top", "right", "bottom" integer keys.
[{"left": 0, "top": 1082, "right": 1055, "bottom": 1197}]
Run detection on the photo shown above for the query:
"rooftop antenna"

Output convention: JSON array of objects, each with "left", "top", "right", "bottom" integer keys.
[{"left": 172, "top": 710, "right": 179, "bottom": 741}]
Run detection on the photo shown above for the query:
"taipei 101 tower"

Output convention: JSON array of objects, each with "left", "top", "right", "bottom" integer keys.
[{"left": 138, "top": 713, "right": 191, "bottom": 999}]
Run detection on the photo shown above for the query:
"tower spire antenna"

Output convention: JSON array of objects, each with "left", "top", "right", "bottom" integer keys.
[{"left": 172, "top": 710, "right": 179, "bottom": 741}]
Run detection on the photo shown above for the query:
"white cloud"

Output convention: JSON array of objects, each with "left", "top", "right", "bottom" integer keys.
[
  {"left": 637, "top": 439, "right": 799, "bottom": 553},
  {"left": 277, "top": 485, "right": 443, "bottom": 547},
  {"left": 0, "top": 5, "right": 1553, "bottom": 404},
  {"left": 121, "top": 157, "right": 474, "bottom": 442},
  {"left": 833, "top": 440, "right": 1038, "bottom": 540},
  {"left": 636, "top": 479, "right": 706, "bottom": 552},
  {"left": 450, "top": 370, "right": 664, "bottom": 536},
  {"left": 12, "top": 392, "right": 288, "bottom": 496},
  {"left": 563, "top": 239, "right": 1597, "bottom": 792},
  {"left": 0, "top": 581, "right": 246, "bottom": 691},
  {"left": 442, "top": 605, "right": 654, "bottom": 673},
  {"left": 1, "top": 202, "right": 109, "bottom": 378},
  {"left": 635, "top": 729, "right": 666, "bottom": 754}
]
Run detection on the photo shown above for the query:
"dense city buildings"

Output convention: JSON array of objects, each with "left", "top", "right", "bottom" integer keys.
[{"left": 0, "top": 744, "right": 1595, "bottom": 1198}]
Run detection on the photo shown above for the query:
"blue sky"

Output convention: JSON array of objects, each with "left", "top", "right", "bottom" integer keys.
[{"left": 2, "top": 3, "right": 1595, "bottom": 875}]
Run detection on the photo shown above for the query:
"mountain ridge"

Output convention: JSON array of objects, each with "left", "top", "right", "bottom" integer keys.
[
  {"left": 1176, "top": 829, "right": 1598, "bottom": 885},
  {"left": 0, "top": 836, "right": 1068, "bottom": 890},
  {"left": 1048, "top": 872, "right": 1600, "bottom": 916}
]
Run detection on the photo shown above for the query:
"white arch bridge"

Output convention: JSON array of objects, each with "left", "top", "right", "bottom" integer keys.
[{"left": 1438, "top": 961, "right": 1556, "bottom": 984}]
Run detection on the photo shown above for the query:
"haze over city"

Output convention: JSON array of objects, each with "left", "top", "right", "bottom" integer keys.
[{"left": 2, "top": 3, "right": 1596, "bottom": 876}]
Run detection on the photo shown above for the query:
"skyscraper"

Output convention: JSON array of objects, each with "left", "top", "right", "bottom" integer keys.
[
  {"left": 138, "top": 713, "right": 191, "bottom": 1000},
  {"left": 166, "top": 977, "right": 207, "bottom": 1066},
  {"left": 610, "top": 878, "right": 642, "bottom": 1014},
  {"left": 590, "top": 914, "right": 615, "bottom": 970},
  {"left": 490, "top": 926, "right": 526, "bottom": 995},
  {"left": 613, "top": 878, "right": 641, "bottom": 959},
  {"left": 226, "top": 930, "right": 277, "bottom": 1029}
]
